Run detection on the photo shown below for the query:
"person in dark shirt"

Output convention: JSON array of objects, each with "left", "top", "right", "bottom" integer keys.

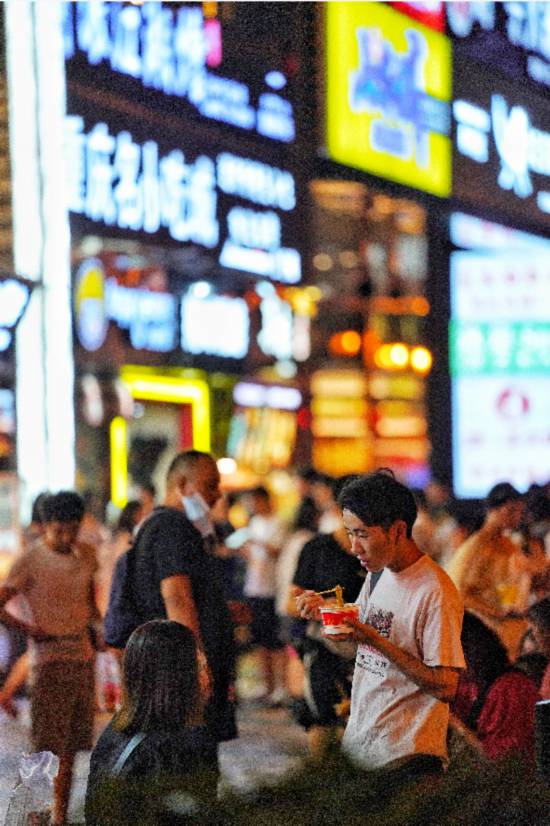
[
  {"left": 291, "top": 523, "right": 365, "bottom": 754},
  {"left": 86, "top": 621, "right": 218, "bottom": 826},
  {"left": 132, "top": 450, "right": 237, "bottom": 743}
]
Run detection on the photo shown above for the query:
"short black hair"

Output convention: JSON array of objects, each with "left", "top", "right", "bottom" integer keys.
[
  {"left": 139, "top": 481, "right": 157, "bottom": 498},
  {"left": 528, "top": 597, "right": 550, "bottom": 633},
  {"left": 485, "top": 482, "right": 521, "bottom": 511},
  {"left": 250, "top": 485, "right": 270, "bottom": 501},
  {"left": 338, "top": 469, "right": 417, "bottom": 538},
  {"left": 117, "top": 500, "right": 142, "bottom": 534},
  {"left": 42, "top": 491, "right": 85, "bottom": 524},
  {"left": 31, "top": 492, "right": 50, "bottom": 525},
  {"left": 166, "top": 450, "right": 214, "bottom": 483}
]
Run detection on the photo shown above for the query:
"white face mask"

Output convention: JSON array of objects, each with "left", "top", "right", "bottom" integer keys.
[{"left": 182, "top": 492, "right": 213, "bottom": 537}]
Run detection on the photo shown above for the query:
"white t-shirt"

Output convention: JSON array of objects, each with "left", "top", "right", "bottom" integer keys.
[
  {"left": 274, "top": 529, "right": 314, "bottom": 616},
  {"left": 342, "top": 555, "right": 465, "bottom": 770},
  {"left": 4, "top": 540, "right": 97, "bottom": 666},
  {"left": 243, "top": 514, "right": 286, "bottom": 599}
]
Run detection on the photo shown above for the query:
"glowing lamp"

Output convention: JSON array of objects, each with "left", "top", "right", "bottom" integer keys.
[
  {"left": 374, "top": 343, "right": 409, "bottom": 370},
  {"left": 329, "top": 330, "right": 362, "bottom": 357},
  {"left": 410, "top": 346, "right": 433, "bottom": 373}
]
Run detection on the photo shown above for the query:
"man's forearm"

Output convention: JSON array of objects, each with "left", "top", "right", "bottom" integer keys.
[{"left": 160, "top": 575, "right": 202, "bottom": 643}]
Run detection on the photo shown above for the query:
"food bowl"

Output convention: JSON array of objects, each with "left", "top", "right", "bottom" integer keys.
[{"left": 319, "top": 603, "right": 359, "bottom": 635}]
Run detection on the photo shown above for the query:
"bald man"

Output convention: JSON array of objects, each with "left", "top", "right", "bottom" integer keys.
[{"left": 132, "top": 450, "right": 237, "bottom": 743}]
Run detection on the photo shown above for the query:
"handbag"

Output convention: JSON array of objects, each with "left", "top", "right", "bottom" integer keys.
[{"left": 111, "top": 732, "right": 147, "bottom": 776}]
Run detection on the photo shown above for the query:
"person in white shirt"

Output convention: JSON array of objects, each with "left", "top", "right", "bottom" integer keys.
[
  {"left": 298, "top": 470, "right": 465, "bottom": 786},
  {"left": 242, "top": 486, "right": 287, "bottom": 705}
]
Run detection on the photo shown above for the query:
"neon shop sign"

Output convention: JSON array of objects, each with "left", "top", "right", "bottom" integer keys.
[
  {"left": 65, "top": 117, "right": 301, "bottom": 285},
  {"left": 448, "top": 2, "right": 550, "bottom": 89},
  {"left": 75, "top": 259, "right": 177, "bottom": 354},
  {"left": 349, "top": 25, "right": 450, "bottom": 167},
  {"left": 63, "top": 2, "right": 295, "bottom": 144},
  {"left": 454, "top": 94, "right": 550, "bottom": 216}
]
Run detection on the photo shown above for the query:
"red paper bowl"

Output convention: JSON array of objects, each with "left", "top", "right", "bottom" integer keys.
[{"left": 319, "top": 604, "right": 359, "bottom": 635}]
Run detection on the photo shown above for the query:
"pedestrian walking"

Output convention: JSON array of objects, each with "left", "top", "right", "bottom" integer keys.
[{"left": 0, "top": 491, "right": 101, "bottom": 826}]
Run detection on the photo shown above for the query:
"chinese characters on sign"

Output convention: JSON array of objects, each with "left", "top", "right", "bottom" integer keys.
[
  {"left": 448, "top": 1, "right": 550, "bottom": 91},
  {"left": 65, "top": 117, "right": 301, "bottom": 285},
  {"left": 449, "top": 214, "right": 550, "bottom": 497},
  {"left": 63, "top": 1, "right": 295, "bottom": 144},
  {"left": 453, "top": 62, "right": 550, "bottom": 227}
]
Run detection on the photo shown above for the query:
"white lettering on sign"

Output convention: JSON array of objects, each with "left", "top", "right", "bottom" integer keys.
[
  {"left": 181, "top": 293, "right": 249, "bottom": 359},
  {"left": 257, "top": 282, "right": 294, "bottom": 360},
  {"left": 216, "top": 153, "right": 296, "bottom": 211},
  {"left": 65, "top": 118, "right": 301, "bottom": 284},
  {"left": 65, "top": 117, "right": 219, "bottom": 247},
  {"left": 63, "top": 1, "right": 295, "bottom": 143},
  {"left": 448, "top": 1, "right": 550, "bottom": 88},
  {"left": 105, "top": 279, "right": 176, "bottom": 352},
  {"left": 233, "top": 382, "right": 302, "bottom": 410},
  {"left": 454, "top": 93, "right": 550, "bottom": 212}
]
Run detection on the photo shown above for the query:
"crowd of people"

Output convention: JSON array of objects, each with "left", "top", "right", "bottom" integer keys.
[{"left": 0, "top": 453, "right": 549, "bottom": 824}]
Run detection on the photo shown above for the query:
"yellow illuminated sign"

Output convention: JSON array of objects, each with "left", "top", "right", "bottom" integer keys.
[
  {"left": 109, "top": 367, "right": 211, "bottom": 508},
  {"left": 326, "top": 2, "right": 451, "bottom": 196}
]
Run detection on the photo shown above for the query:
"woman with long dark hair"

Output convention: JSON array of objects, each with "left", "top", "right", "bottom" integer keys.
[
  {"left": 452, "top": 612, "right": 540, "bottom": 763},
  {"left": 85, "top": 620, "right": 218, "bottom": 825}
]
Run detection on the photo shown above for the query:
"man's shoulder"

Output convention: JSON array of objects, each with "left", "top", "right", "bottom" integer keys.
[
  {"left": 412, "top": 555, "right": 463, "bottom": 604},
  {"left": 136, "top": 508, "right": 202, "bottom": 551}
]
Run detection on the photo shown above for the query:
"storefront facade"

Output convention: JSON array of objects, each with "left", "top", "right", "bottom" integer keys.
[
  {"left": 434, "top": 1, "right": 550, "bottom": 498},
  {"left": 308, "top": 1, "right": 449, "bottom": 485},
  {"left": 5, "top": 1, "right": 309, "bottom": 514}
]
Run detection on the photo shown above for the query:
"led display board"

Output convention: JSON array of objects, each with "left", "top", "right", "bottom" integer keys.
[
  {"left": 448, "top": 2, "right": 550, "bottom": 93},
  {"left": 325, "top": 2, "right": 451, "bottom": 196},
  {"left": 450, "top": 213, "right": 550, "bottom": 498},
  {"left": 453, "top": 61, "right": 550, "bottom": 228},
  {"left": 63, "top": 2, "right": 296, "bottom": 146}
]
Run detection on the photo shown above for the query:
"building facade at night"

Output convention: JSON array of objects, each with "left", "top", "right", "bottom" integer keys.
[{"left": 1, "top": 0, "right": 550, "bottom": 549}]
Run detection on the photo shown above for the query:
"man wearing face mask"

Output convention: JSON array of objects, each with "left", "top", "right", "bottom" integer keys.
[{"left": 131, "top": 450, "right": 237, "bottom": 743}]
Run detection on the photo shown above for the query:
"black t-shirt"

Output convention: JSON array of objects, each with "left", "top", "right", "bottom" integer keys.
[
  {"left": 132, "top": 508, "right": 237, "bottom": 740},
  {"left": 85, "top": 721, "right": 219, "bottom": 825},
  {"left": 293, "top": 533, "right": 365, "bottom": 604}
]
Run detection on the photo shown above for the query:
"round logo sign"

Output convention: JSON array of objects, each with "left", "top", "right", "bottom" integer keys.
[{"left": 74, "top": 259, "right": 108, "bottom": 352}]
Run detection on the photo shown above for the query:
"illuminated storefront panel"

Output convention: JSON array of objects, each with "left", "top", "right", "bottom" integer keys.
[
  {"left": 63, "top": 2, "right": 296, "bottom": 145},
  {"left": 448, "top": 2, "right": 550, "bottom": 94},
  {"left": 453, "top": 60, "right": 550, "bottom": 228},
  {"left": 450, "top": 213, "right": 550, "bottom": 498},
  {"left": 325, "top": 2, "right": 451, "bottom": 196}
]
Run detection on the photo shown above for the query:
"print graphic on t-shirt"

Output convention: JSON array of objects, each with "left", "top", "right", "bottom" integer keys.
[{"left": 357, "top": 605, "right": 394, "bottom": 679}]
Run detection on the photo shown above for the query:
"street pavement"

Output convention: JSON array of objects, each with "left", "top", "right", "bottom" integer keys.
[{"left": 0, "top": 698, "right": 309, "bottom": 824}]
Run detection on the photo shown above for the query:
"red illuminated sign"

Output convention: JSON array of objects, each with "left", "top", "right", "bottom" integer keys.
[{"left": 390, "top": 2, "right": 445, "bottom": 32}]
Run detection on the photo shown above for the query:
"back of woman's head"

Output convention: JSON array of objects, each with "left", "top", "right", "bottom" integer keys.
[
  {"left": 461, "top": 612, "right": 510, "bottom": 686},
  {"left": 115, "top": 620, "right": 201, "bottom": 734},
  {"left": 117, "top": 500, "right": 142, "bottom": 534}
]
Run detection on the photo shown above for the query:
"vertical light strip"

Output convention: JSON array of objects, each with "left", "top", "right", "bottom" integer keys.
[
  {"left": 34, "top": 0, "right": 75, "bottom": 491},
  {"left": 110, "top": 417, "right": 128, "bottom": 509},
  {"left": 6, "top": 0, "right": 48, "bottom": 517}
]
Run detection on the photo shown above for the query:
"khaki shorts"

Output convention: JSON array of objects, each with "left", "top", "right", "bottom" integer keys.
[{"left": 31, "top": 660, "right": 95, "bottom": 756}]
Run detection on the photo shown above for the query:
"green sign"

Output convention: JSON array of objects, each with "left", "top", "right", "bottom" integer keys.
[{"left": 450, "top": 321, "right": 550, "bottom": 376}]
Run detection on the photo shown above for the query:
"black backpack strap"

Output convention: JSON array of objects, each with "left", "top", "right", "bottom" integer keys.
[{"left": 111, "top": 732, "right": 147, "bottom": 776}]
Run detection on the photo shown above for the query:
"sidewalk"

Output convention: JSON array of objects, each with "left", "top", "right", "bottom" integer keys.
[{"left": 0, "top": 699, "right": 308, "bottom": 824}]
